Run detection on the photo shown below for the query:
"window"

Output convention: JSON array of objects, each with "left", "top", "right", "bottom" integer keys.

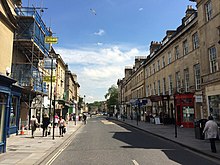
[
  {"left": 153, "top": 82, "right": 156, "bottom": 95},
  {"left": 146, "top": 68, "right": 148, "bottom": 78},
  {"left": 158, "top": 80, "right": 161, "bottom": 95},
  {"left": 205, "top": 1, "right": 212, "bottom": 21},
  {"left": 175, "top": 46, "right": 180, "bottom": 60},
  {"left": 150, "top": 84, "right": 152, "bottom": 96},
  {"left": 183, "top": 40, "right": 189, "bottom": 55},
  {"left": 184, "top": 69, "right": 189, "bottom": 92},
  {"left": 162, "top": 56, "right": 165, "bottom": 68},
  {"left": 146, "top": 84, "right": 149, "bottom": 97},
  {"left": 168, "top": 75, "right": 173, "bottom": 95},
  {"left": 176, "top": 72, "right": 181, "bottom": 93},
  {"left": 0, "top": 93, "right": 8, "bottom": 142},
  {"left": 149, "top": 66, "right": 151, "bottom": 76},
  {"left": 10, "top": 96, "right": 18, "bottom": 127},
  {"left": 157, "top": 60, "right": 160, "bottom": 71},
  {"left": 162, "top": 77, "right": 166, "bottom": 95},
  {"left": 168, "top": 51, "right": 172, "bottom": 64},
  {"left": 153, "top": 63, "right": 156, "bottom": 74},
  {"left": 192, "top": 32, "right": 199, "bottom": 49},
  {"left": 194, "top": 64, "right": 201, "bottom": 90},
  {"left": 209, "top": 46, "right": 218, "bottom": 73}
]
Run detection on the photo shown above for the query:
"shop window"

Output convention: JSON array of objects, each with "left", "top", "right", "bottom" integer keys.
[
  {"left": 182, "top": 106, "right": 194, "bottom": 122},
  {"left": 208, "top": 95, "right": 220, "bottom": 122},
  {"left": 0, "top": 93, "right": 8, "bottom": 142},
  {"left": 10, "top": 96, "right": 18, "bottom": 127}
]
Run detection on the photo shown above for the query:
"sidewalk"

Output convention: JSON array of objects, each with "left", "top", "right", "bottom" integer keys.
[
  {"left": 0, "top": 121, "right": 83, "bottom": 165},
  {"left": 110, "top": 117, "right": 220, "bottom": 160}
]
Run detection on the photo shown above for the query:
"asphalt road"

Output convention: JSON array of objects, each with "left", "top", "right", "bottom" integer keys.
[{"left": 50, "top": 116, "right": 220, "bottom": 165}]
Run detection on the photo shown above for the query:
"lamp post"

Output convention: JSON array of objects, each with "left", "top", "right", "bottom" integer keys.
[{"left": 84, "top": 95, "right": 86, "bottom": 112}]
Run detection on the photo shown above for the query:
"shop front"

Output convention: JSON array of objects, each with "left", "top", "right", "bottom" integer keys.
[
  {"left": 208, "top": 94, "right": 220, "bottom": 124},
  {"left": 0, "top": 75, "right": 21, "bottom": 153},
  {"left": 174, "top": 93, "right": 195, "bottom": 128}
]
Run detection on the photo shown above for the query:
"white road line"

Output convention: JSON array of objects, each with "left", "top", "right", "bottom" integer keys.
[
  {"left": 45, "top": 135, "right": 75, "bottom": 165},
  {"left": 132, "top": 160, "right": 139, "bottom": 165}
]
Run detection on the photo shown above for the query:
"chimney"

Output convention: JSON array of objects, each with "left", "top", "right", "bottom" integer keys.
[
  {"left": 124, "top": 67, "right": 132, "bottom": 79},
  {"left": 185, "top": 5, "right": 196, "bottom": 17},
  {"left": 150, "top": 41, "right": 162, "bottom": 54}
]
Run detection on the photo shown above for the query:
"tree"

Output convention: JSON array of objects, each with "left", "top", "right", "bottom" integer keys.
[{"left": 104, "top": 85, "right": 119, "bottom": 112}]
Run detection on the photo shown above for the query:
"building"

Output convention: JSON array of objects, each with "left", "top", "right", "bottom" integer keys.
[
  {"left": 12, "top": 5, "right": 51, "bottom": 127},
  {"left": 0, "top": 0, "right": 22, "bottom": 153},
  {"left": 118, "top": 0, "right": 220, "bottom": 127},
  {"left": 65, "top": 65, "right": 80, "bottom": 118}
]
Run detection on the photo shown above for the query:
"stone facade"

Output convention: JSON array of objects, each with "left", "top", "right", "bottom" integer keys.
[{"left": 118, "top": 0, "right": 220, "bottom": 126}]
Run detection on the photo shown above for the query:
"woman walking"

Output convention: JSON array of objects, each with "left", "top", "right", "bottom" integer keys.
[
  {"left": 42, "top": 113, "right": 50, "bottom": 137},
  {"left": 58, "top": 116, "right": 66, "bottom": 137},
  {"left": 203, "top": 116, "right": 219, "bottom": 153},
  {"left": 30, "top": 115, "right": 38, "bottom": 138}
]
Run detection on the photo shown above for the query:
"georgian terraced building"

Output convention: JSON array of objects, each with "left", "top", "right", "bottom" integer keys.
[{"left": 118, "top": 0, "right": 220, "bottom": 127}]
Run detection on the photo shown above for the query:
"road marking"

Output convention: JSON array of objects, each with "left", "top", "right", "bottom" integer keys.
[
  {"left": 101, "top": 120, "right": 115, "bottom": 125},
  {"left": 45, "top": 135, "right": 76, "bottom": 165},
  {"left": 132, "top": 160, "right": 139, "bottom": 165}
]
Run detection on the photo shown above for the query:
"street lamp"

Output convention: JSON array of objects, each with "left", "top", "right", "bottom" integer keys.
[{"left": 84, "top": 95, "right": 86, "bottom": 112}]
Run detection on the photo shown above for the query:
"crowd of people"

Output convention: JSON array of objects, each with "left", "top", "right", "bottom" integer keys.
[{"left": 30, "top": 112, "right": 88, "bottom": 138}]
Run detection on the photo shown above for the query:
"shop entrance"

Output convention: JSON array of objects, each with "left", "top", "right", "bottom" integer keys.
[{"left": 175, "top": 93, "right": 195, "bottom": 128}]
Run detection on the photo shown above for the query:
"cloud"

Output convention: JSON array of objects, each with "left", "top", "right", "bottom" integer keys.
[
  {"left": 94, "top": 29, "right": 105, "bottom": 36},
  {"left": 55, "top": 44, "right": 148, "bottom": 102},
  {"left": 97, "top": 42, "right": 103, "bottom": 46},
  {"left": 139, "top": 8, "right": 144, "bottom": 11}
]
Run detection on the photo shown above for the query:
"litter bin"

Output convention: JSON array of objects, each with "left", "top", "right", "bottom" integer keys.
[{"left": 194, "top": 119, "right": 208, "bottom": 140}]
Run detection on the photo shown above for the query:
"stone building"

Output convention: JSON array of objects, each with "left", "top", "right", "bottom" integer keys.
[
  {"left": 0, "top": 0, "right": 22, "bottom": 153},
  {"left": 118, "top": 0, "right": 220, "bottom": 127}
]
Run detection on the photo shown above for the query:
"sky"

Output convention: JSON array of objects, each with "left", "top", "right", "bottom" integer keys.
[{"left": 23, "top": 0, "right": 196, "bottom": 103}]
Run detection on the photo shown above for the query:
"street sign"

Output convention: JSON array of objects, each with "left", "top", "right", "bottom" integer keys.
[
  {"left": 45, "top": 36, "right": 58, "bottom": 44},
  {"left": 44, "top": 58, "right": 56, "bottom": 69},
  {"left": 43, "top": 76, "right": 56, "bottom": 82}
]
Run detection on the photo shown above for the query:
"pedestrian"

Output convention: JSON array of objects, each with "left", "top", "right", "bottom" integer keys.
[
  {"left": 30, "top": 115, "right": 38, "bottom": 138},
  {"left": 203, "top": 116, "right": 219, "bottom": 153},
  {"left": 58, "top": 116, "right": 66, "bottom": 137},
  {"left": 54, "top": 113, "right": 59, "bottom": 127},
  {"left": 42, "top": 113, "right": 50, "bottom": 137},
  {"left": 83, "top": 113, "right": 87, "bottom": 124},
  {"left": 65, "top": 113, "right": 69, "bottom": 124}
]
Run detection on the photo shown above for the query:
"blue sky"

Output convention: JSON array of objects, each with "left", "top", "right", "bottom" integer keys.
[{"left": 23, "top": 0, "right": 196, "bottom": 103}]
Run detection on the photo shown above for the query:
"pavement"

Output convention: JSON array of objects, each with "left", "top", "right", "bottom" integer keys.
[
  {"left": 0, "top": 121, "right": 83, "bottom": 165},
  {"left": 0, "top": 116, "right": 219, "bottom": 165},
  {"left": 109, "top": 117, "right": 220, "bottom": 161}
]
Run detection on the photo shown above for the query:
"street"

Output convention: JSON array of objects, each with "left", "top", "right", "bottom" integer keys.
[{"left": 48, "top": 116, "right": 219, "bottom": 165}]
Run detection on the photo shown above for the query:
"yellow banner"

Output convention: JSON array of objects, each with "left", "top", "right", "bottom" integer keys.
[
  {"left": 43, "top": 76, "right": 56, "bottom": 82},
  {"left": 45, "top": 36, "right": 58, "bottom": 44}
]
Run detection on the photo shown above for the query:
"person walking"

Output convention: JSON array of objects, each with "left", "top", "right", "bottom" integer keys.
[
  {"left": 203, "top": 116, "right": 219, "bottom": 153},
  {"left": 54, "top": 113, "right": 59, "bottom": 127},
  {"left": 58, "top": 116, "right": 66, "bottom": 137},
  {"left": 30, "top": 115, "right": 38, "bottom": 138},
  {"left": 83, "top": 113, "right": 87, "bottom": 124},
  {"left": 42, "top": 113, "right": 50, "bottom": 137}
]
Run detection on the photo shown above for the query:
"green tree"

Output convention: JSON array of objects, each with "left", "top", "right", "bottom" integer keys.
[{"left": 104, "top": 85, "right": 119, "bottom": 112}]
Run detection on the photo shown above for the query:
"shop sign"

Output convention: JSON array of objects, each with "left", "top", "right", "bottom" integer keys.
[{"left": 195, "top": 95, "right": 203, "bottom": 103}]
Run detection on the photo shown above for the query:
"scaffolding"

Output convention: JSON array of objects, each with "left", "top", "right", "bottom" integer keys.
[
  {"left": 12, "top": 6, "right": 50, "bottom": 94},
  {"left": 12, "top": 6, "right": 52, "bottom": 124}
]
